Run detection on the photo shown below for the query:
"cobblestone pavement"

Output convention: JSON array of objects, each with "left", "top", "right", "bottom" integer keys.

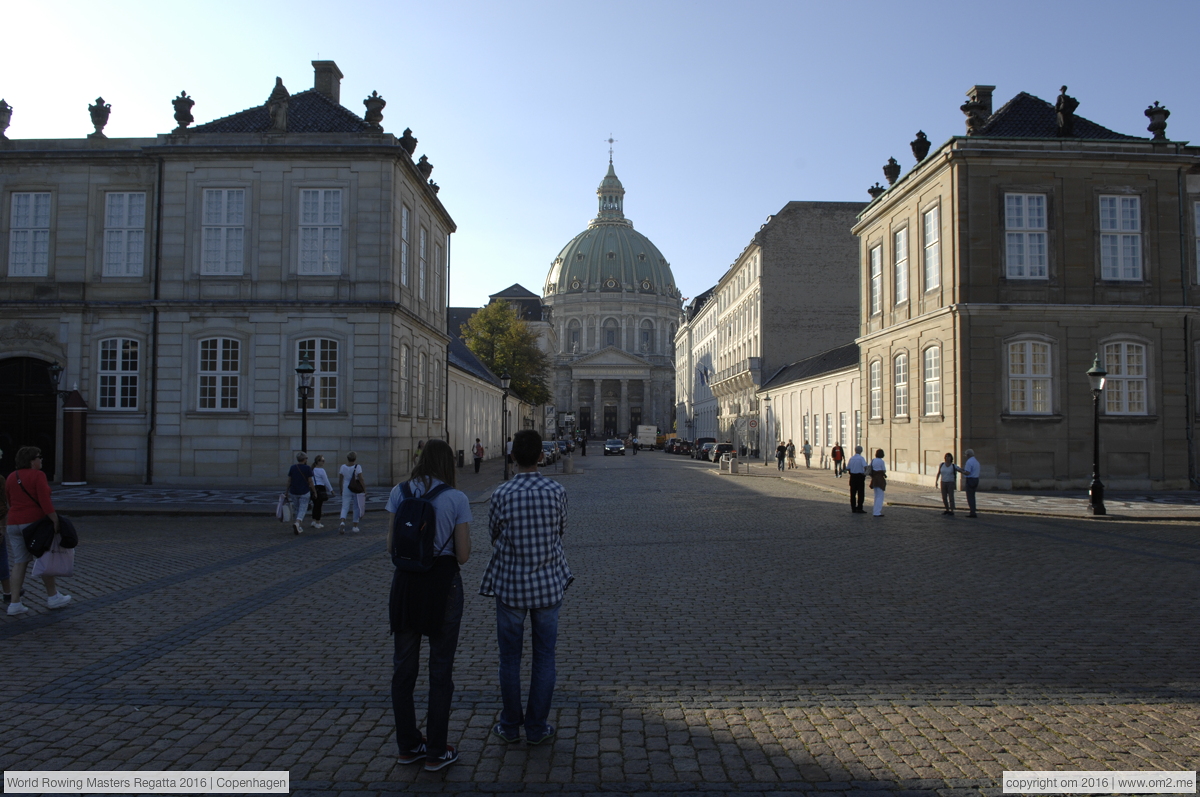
[{"left": 3, "top": 453, "right": 1199, "bottom": 796}]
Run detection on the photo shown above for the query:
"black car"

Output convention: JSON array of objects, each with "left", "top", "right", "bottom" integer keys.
[
  {"left": 676, "top": 440, "right": 693, "bottom": 456},
  {"left": 603, "top": 438, "right": 626, "bottom": 456},
  {"left": 692, "top": 437, "right": 716, "bottom": 459}
]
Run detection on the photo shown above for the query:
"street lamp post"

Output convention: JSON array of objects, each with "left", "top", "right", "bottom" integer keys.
[
  {"left": 1087, "top": 354, "right": 1108, "bottom": 516},
  {"left": 762, "top": 395, "right": 772, "bottom": 467},
  {"left": 501, "top": 371, "right": 511, "bottom": 481},
  {"left": 296, "top": 355, "right": 315, "bottom": 454}
]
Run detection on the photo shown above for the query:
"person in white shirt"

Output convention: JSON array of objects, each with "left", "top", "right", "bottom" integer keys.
[
  {"left": 310, "top": 455, "right": 334, "bottom": 529},
  {"left": 869, "top": 449, "right": 887, "bottom": 517},
  {"left": 934, "top": 453, "right": 963, "bottom": 516},
  {"left": 962, "top": 449, "right": 981, "bottom": 518},
  {"left": 338, "top": 451, "right": 366, "bottom": 533},
  {"left": 631, "top": 436, "right": 639, "bottom": 456},
  {"left": 846, "top": 446, "right": 868, "bottom": 513}
]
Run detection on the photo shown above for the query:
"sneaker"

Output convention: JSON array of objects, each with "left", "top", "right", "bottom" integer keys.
[
  {"left": 293, "top": 523, "right": 301, "bottom": 535},
  {"left": 339, "top": 522, "right": 346, "bottom": 535},
  {"left": 311, "top": 521, "right": 324, "bottom": 529},
  {"left": 527, "top": 725, "right": 556, "bottom": 745},
  {"left": 6, "top": 602, "right": 29, "bottom": 616},
  {"left": 47, "top": 593, "right": 72, "bottom": 609},
  {"left": 491, "top": 723, "right": 519, "bottom": 743},
  {"left": 424, "top": 744, "right": 458, "bottom": 772},
  {"left": 352, "top": 525, "right": 360, "bottom": 534},
  {"left": 397, "top": 740, "right": 426, "bottom": 765}
]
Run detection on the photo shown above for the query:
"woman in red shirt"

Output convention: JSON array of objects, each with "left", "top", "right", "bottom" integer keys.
[{"left": 6, "top": 446, "right": 71, "bottom": 615}]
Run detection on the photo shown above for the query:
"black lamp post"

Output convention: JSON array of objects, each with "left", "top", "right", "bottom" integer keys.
[
  {"left": 1087, "top": 354, "right": 1108, "bottom": 516},
  {"left": 762, "top": 395, "right": 772, "bottom": 467},
  {"left": 296, "top": 355, "right": 315, "bottom": 454},
  {"left": 501, "top": 371, "right": 512, "bottom": 481},
  {"left": 47, "top": 361, "right": 72, "bottom": 400}
]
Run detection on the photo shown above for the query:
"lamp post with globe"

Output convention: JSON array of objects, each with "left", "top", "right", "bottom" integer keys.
[
  {"left": 296, "top": 355, "right": 315, "bottom": 454},
  {"left": 1086, "top": 355, "right": 1108, "bottom": 515}
]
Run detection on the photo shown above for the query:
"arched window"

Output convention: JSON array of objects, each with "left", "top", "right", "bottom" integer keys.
[
  {"left": 640, "top": 320, "right": 655, "bottom": 353},
  {"left": 1104, "top": 341, "right": 1148, "bottom": 414},
  {"left": 198, "top": 337, "right": 240, "bottom": 411},
  {"left": 399, "top": 345, "right": 411, "bottom": 415},
  {"left": 603, "top": 318, "right": 619, "bottom": 348},
  {"left": 98, "top": 338, "right": 139, "bottom": 410},
  {"left": 568, "top": 319, "right": 582, "bottom": 353},
  {"left": 1008, "top": 339, "right": 1051, "bottom": 414},
  {"left": 893, "top": 353, "right": 908, "bottom": 417},
  {"left": 923, "top": 346, "right": 941, "bottom": 416},
  {"left": 297, "top": 338, "right": 339, "bottom": 411}
]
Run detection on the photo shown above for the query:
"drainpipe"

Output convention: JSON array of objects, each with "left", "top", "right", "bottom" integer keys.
[
  {"left": 145, "top": 156, "right": 163, "bottom": 484},
  {"left": 1179, "top": 166, "right": 1197, "bottom": 488}
]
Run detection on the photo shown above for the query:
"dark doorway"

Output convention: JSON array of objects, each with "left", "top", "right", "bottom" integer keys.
[
  {"left": 0, "top": 357, "right": 57, "bottom": 478},
  {"left": 579, "top": 407, "right": 591, "bottom": 435},
  {"left": 603, "top": 405, "right": 617, "bottom": 438},
  {"left": 630, "top": 408, "right": 642, "bottom": 432}
]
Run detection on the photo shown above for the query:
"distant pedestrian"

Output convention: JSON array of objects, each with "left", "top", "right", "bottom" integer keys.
[
  {"left": 775, "top": 441, "right": 787, "bottom": 471},
  {"left": 786, "top": 440, "right": 796, "bottom": 469},
  {"left": 480, "top": 429, "right": 572, "bottom": 747},
  {"left": 414, "top": 440, "right": 424, "bottom": 464},
  {"left": 802, "top": 441, "right": 812, "bottom": 468},
  {"left": 963, "top": 449, "right": 981, "bottom": 518},
  {"left": 286, "top": 452, "right": 315, "bottom": 535},
  {"left": 338, "top": 452, "right": 366, "bottom": 533},
  {"left": 505, "top": 436, "right": 513, "bottom": 465},
  {"left": 579, "top": 435, "right": 586, "bottom": 456},
  {"left": 6, "top": 446, "right": 71, "bottom": 615},
  {"left": 631, "top": 436, "right": 639, "bottom": 456},
  {"left": 472, "top": 438, "right": 485, "bottom": 474},
  {"left": 388, "top": 439, "right": 473, "bottom": 772},
  {"left": 847, "top": 445, "right": 867, "bottom": 513},
  {"left": 831, "top": 443, "right": 845, "bottom": 477},
  {"left": 869, "top": 449, "right": 887, "bottom": 517},
  {"left": 935, "top": 453, "right": 963, "bottom": 516},
  {"left": 310, "top": 455, "right": 332, "bottom": 529}
]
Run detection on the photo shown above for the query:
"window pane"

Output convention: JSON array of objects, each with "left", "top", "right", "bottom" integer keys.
[
  {"left": 300, "top": 228, "right": 319, "bottom": 272},
  {"left": 203, "top": 228, "right": 223, "bottom": 273},
  {"left": 101, "top": 339, "right": 117, "bottom": 371},
  {"left": 1031, "top": 342, "right": 1049, "bottom": 375},
  {"left": 1120, "top": 197, "right": 1139, "bottom": 231},
  {"left": 301, "top": 190, "right": 319, "bottom": 224},
  {"left": 32, "top": 193, "right": 50, "bottom": 227},
  {"left": 127, "top": 193, "right": 146, "bottom": 226},
  {"left": 1007, "top": 232, "right": 1025, "bottom": 276},
  {"left": 1006, "top": 194, "right": 1024, "bottom": 229},
  {"left": 125, "top": 229, "right": 144, "bottom": 275},
  {"left": 1100, "top": 197, "right": 1118, "bottom": 231},
  {"left": 1100, "top": 235, "right": 1119, "bottom": 279},
  {"left": 104, "top": 230, "right": 124, "bottom": 274},
  {"left": 200, "top": 339, "right": 217, "bottom": 372},
  {"left": 204, "top": 190, "right": 223, "bottom": 226},
  {"left": 225, "top": 227, "right": 243, "bottom": 273},
  {"left": 323, "top": 190, "right": 341, "bottom": 225},
  {"left": 121, "top": 339, "right": 138, "bottom": 371},
  {"left": 1031, "top": 379, "right": 1049, "bottom": 414},
  {"left": 1104, "top": 343, "right": 1122, "bottom": 375},
  {"left": 1011, "top": 379, "right": 1027, "bottom": 412},
  {"left": 12, "top": 193, "right": 30, "bottom": 227},
  {"left": 1027, "top": 195, "right": 1045, "bottom": 229},
  {"left": 106, "top": 193, "right": 125, "bottom": 228},
  {"left": 322, "top": 227, "right": 340, "bottom": 272},
  {"left": 1009, "top": 342, "right": 1026, "bottom": 377},
  {"left": 1125, "top": 344, "right": 1145, "bottom": 376}
]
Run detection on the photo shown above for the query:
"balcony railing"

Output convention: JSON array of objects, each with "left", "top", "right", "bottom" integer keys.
[{"left": 713, "top": 357, "right": 761, "bottom": 384}]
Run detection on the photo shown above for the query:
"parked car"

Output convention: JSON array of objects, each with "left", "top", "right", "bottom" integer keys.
[
  {"left": 603, "top": 438, "right": 626, "bottom": 456},
  {"left": 663, "top": 439, "right": 678, "bottom": 454},
  {"left": 541, "top": 442, "right": 558, "bottom": 464},
  {"left": 697, "top": 442, "right": 716, "bottom": 461},
  {"left": 675, "top": 440, "right": 693, "bottom": 456},
  {"left": 556, "top": 439, "right": 570, "bottom": 456},
  {"left": 692, "top": 437, "right": 716, "bottom": 459},
  {"left": 713, "top": 443, "right": 736, "bottom": 462}
]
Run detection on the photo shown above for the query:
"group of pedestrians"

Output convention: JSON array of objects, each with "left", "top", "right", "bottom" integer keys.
[
  {"left": 933, "top": 450, "right": 981, "bottom": 517},
  {"left": 284, "top": 451, "right": 366, "bottom": 535},
  {"left": 842, "top": 447, "right": 982, "bottom": 518},
  {"left": 389, "top": 430, "right": 571, "bottom": 772}
]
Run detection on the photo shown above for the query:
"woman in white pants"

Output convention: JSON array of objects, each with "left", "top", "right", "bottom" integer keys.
[
  {"left": 338, "top": 452, "right": 365, "bottom": 533},
  {"left": 869, "top": 449, "right": 887, "bottom": 517}
]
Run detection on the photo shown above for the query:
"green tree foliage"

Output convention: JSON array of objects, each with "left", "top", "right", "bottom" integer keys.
[{"left": 461, "top": 301, "right": 551, "bottom": 405}]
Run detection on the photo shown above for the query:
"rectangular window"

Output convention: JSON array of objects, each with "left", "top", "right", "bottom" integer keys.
[
  {"left": 201, "top": 189, "right": 245, "bottom": 275},
  {"left": 419, "top": 227, "right": 428, "bottom": 300},
  {"left": 434, "top": 241, "right": 444, "bottom": 308},
  {"left": 418, "top": 351, "right": 428, "bottom": 416},
  {"left": 99, "top": 338, "right": 139, "bottom": 410},
  {"left": 103, "top": 192, "right": 146, "bottom": 276},
  {"left": 802, "top": 415, "right": 810, "bottom": 444},
  {"left": 1100, "top": 195, "right": 1142, "bottom": 280},
  {"left": 9, "top": 192, "right": 51, "bottom": 276},
  {"left": 855, "top": 410, "right": 861, "bottom": 448},
  {"left": 893, "top": 354, "right": 908, "bottom": 417},
  {"left": 893, "top": 228, "right": 908, "bottom": 304},
  {"left": 923, "top": 207, "right": 940, "bottom": 290},
  {"left": 198, "top": 338, "right": 240, "bottom": 411},
  {"left": 839, "top": 412, "right": 847, "bottom": 446},
  {"left": 869, "top": 361, "right": 882, "bottom": 419},
  {"left": 1008, "top": 340, "right": 1051, "bottom": 414},
  {"left": 869, "top": 245, "right": 882, "bottom": 315},
  {"left": 923, "top": 346, "right": 942, "bottom": 415},
  {"left": 432, "top": 358, "right": 441, "bottom": 419},
  {"left": 299, "top": 189, "right": 342, "bottom": 274},
  {"left": 1005, "top": 193, "right": 1047, "bottom": 279},
  {"left": 399, "top": 345, "right": 411, "bottom": 415},
  {"left": 400, "top": 205, "right": 411, "bottom": 286},
  {"left": 1104, "top": 342, "right": 1147, "bottom": 415},
  {"left": 812, "top": 414, "right": 820, "bottom": 446},
  {"left": 297, "top": 339, "right": 339, "bottom": 411}
]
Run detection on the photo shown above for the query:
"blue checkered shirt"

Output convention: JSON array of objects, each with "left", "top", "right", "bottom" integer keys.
[{"left": 480, "top": 472, "right": 573, "bottom": 609}]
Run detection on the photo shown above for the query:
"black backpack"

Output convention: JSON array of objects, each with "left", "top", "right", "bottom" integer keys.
[{"left": 390, "top": 481, "right": 452, "bottom": 572}]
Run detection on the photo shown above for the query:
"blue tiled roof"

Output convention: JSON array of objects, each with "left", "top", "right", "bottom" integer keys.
[
  {"left": 448, "top": 337, "right": 500, "bottom": 387},
  {"left": 979, "top": 92, "right": 1141, "bottom": 141},
  {"left": 190, "top": 88, "right": 369, "bottom": 134},
  {"left": 761, "top": 343, "right": 859, "bottom": 390}
]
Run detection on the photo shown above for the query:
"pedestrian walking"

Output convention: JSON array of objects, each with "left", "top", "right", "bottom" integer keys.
[
  {"left": 579, "top": 435, "right": 586, "bottom": 456},
  {"left": 505, "top": 436, "right": 513, "bottom": 466},
  {"left": 786, "top": 439, "right": 796, "bottom": 469},
  {"left": 285, "top": 452, "right": 315, "bottom": 535},
  {"left": 338, "top": 452, "right": 366, "bottom": 533},
  {"left": 846, "top": 445, "right": 867, "bottom": 513},
  {"left": 6, "top": 446, "right": 71, "bottom": 615},
  {"left": 963, "top": 449, "right": 981, "bottom": 518},
  {"left": 480, "top": 429, "right": 573, "bottom": 747},
  {"left": 831, "top": 443, "right": 845, "bottom": 477},
  {"left": 775, "top": 441, "right": 787, "bottom": 471},
  {"left": 472, "top": 438, "right": 485, "bottom": 474},
  {"left": 802, "top": 440, "right": 812, "bottom": 468},
  {"left": 414, "top": 440, "right": 424, "bottom": 464},
  {"left": 935, "top": 453, "right": 963, "bottom": 516},
  {"left": 310, "top": 455, "right": 332, "bottom": 529},
  {"left": 869, "top": 449, "right": 887, "bottom": 517},
  {"left": 387, "top": 439, "right": 473, "bottom": 772},
  {"left": 631, "top": 436, "right": 639, "bottom": 456},
  {"left": 1, "top": 450, "right": 10, "bottom": 606}
]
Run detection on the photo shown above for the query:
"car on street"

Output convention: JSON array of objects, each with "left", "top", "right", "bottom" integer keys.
[
  {"left": 675, "top": 440, "right": 692, "bottom": 456},
  {"left": 696, "top": 442, "right": 716, "bottom": 461},
  {"left": 603, "top": 438, "right": 626, "bottom": 456},
  {"left": 541, "top": 442, "right": 558, "bottom": 464},
  {"left": 692, "top": 437, "right": 716, "bottom": 459},
  {"left": 712, "top": 443, "right": 736, "bottom": 462},
  {"left": 555, "top": 439, "right": 570, "bottom": 456}
]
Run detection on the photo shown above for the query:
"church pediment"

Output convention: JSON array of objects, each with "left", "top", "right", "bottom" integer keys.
[{"left": 570, "top": 346, "right": 651, "bottom": 368}]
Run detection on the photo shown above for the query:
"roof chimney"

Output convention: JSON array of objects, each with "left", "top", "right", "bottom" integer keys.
[
  {"left": 312, "top": 60, "right": 344, "bottom": 105},
  {"left": 966, "top": 85, "right": 995, "bottom": 118}
]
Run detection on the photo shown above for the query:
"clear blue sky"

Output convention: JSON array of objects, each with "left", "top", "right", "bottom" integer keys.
[{"left": 6, "top": 0, "right": 1197, "bottom": 307}]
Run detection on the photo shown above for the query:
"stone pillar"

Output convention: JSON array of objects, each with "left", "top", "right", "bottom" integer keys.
[
  {"left": 647, "top": 379, "right": 655, "bottom": 431},
  {"left": 619, "top": 379, "right": 629, "bottom": 435},
  {"left": 593, "top": 379, "right": 602, "bottom": 435}
]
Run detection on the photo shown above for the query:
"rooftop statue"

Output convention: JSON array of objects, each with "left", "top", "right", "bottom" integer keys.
[{"left": 88, "top": 96, "right": 111, "bottom": 139}]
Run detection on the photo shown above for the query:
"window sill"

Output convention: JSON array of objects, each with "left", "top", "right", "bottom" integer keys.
[
  {"left": 1000, "top": 413, "right": 1063, "bottom": 423},
  {"left": 1100, "top": 414, "right": 1158, "bottom": 424},
  {"left": 93, "top": 409, "right": 147, "bottom": 417},
  {"left": 868, "top": 418, "right": 885, "bottom": 425},
  {"left": 284, "top": 410, "right": 348, "bottom": 419},
  {"left": 891, "top": 416, "right": 911, "bottom": 424},
  {"left": 184, "top": 410, "right": 250, "bottom": 419},
  {"left": 919, "top": 414, "right": 945, "bottom": 423}
]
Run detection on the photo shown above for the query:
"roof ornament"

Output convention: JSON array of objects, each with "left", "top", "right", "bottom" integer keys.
[
  {"left": 417, "top": 155, "right": 433, "bottom": 179},
  {"left": 960, "top": 85, "right": 994, "bottom": 136},
  {"left": 363, "top": 91, "right": 386, "bottom": 132},
  {"left": 172, "top": 91, "right": 194, "bottom": 132},
  {"left": 88, "top": 96, "right": 111, "bottom": 139},
  {"left": 910, "top": 130, "right": 930, "bottom": 161},
  {"left": 1145, "top": 101, "right": 1170, "bottom": 141},
  {"left": 1055, "top": 86, "right": 1079, "bottom": 137},
  {"left": 399, "top": 127, "right": 417, "bottom": 155},
  {"left": 883, "top": 157, "right": 901, "bottom": 185},
  {"left": 606, "top": 134, "right": 617, "bottom": 164},
  {"left": 867, "top": 182, "right": 886, "bottom": 199},
  {"left": 0, "top": 99, "right": 11, "bottom": 140},
  {"left": 267, "top": 78, "right": 290, "bottom": 133}
]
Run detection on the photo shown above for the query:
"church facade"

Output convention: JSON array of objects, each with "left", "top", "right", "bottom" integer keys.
[{"left": 541, "top": 163, "right": 682, "bottom": 438}]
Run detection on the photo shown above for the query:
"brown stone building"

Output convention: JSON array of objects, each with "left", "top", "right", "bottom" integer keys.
[{"left": 854, "top": 85, "right": 1200, "bottom": 489}]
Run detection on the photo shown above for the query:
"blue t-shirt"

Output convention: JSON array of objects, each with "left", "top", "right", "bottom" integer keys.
[
  {"left": 386, "top": 477, "right": 472, "bottom": 557},
  {"left": 288, "top": 463, "right": 313, "bottom": 495}
]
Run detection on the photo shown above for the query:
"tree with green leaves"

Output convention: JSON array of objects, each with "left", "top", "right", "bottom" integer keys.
[{"left": 460, "top": 301, "right": 551, "bottom": 405}]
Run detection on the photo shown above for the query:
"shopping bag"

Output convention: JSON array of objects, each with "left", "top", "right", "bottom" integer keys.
[
  {"left": 276, "top": 493, "right": 292, "bottom": 523},
  {"left": 32, "top": 536, "right": 75, "bottom": 578}
]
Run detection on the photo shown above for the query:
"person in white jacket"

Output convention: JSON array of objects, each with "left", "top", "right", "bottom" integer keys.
[{"left": 338, "top": 451, "right": 366, "bottom": 533}]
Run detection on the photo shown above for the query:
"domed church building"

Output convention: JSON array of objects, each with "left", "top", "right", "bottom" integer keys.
[{"left": 543, "top": 161, "right": 682, "bottom": 439}]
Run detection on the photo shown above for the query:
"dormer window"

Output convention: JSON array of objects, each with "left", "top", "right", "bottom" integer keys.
[
  {"left": 607, "top": 252, "right": 615, "bottom": 259},
  {"left": 638, "top": 253, "right": 646, "bottom": 261},
  {"left": 576, "top": 253, "right": 585, "bottom": 261}
]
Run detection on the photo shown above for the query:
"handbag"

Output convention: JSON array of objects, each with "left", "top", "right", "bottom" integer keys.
[
  {"left": 276, "top": 493, "right": 292, "bottom": 523},
  {"left": 32, "top": 535, "right": 75, "bottom": 578},
  {"left": 348, "top": 466, "right": 365, "bottom": 494}
]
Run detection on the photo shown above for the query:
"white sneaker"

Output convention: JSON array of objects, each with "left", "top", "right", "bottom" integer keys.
[
  {"left": 338, "top": 522, "right": 346, "bottom": 535},
  {"left": 46, "top": 593, "right": 72, "bottom": 610},
  {"left": 293, "top": 523, "right": 302, "bottom": 535},
  {"left": 311, "top": 521, "right": 323, "bottom": 529},
  {"left": 352, "top": 525, "right": 361, "bottom": 533},
  {"left": 7, "top": 602, "right": 29, "bottom": 616}
]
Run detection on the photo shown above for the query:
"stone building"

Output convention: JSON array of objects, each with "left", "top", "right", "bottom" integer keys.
[
  {"left": 674, "top": 287, "right": 718, "bottom": 441},
  {"left": 541, "top": 161, "right": 681, "bottom": 438},
  {"left": 0, "top": 61, "right": 454, "bottom": 485},
  {"left": 758, "top": 343, "right": 860, "bottom": 467},
  {"left": 676, "top": 202, "right": 863, "bottom": 452},
  {"left": 854, "top": 85, "right": 1200, "bottom": 489}
]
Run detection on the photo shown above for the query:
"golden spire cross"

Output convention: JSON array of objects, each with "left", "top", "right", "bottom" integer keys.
[{"left": 606, "top": 135, "right": 617, "bottom": 163}]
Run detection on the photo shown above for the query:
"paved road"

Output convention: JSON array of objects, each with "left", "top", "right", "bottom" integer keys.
[{"left": 3, "top": 453, "right": 1198, "bottom": 796}]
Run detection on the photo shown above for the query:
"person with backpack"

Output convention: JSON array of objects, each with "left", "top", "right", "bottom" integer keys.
[
  {"left": 386, "top": 439, "right": 473, "bottom": 772},
  {"left": 831, "top": 443, "right": 846, "bottom": 477},
  {"left": 480, "top": 429, "right": 573, "bottom": 747},
  {"left": 472, "top": 438, "right": 485, "bottom": 474},
  {"left": 338, "top": 452, "right": 366, "bottom": 534},
  {"left": 5, "top": 446, "right": 70, "bottom": 615}
]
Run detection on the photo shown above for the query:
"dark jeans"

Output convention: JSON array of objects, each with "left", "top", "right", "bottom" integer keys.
[
  {"left": 474, "top": 457, "right": 482, "bottom": 474},
  {"left": 495, "top": 598, "right": 561, "bottom": 739},
  {"left": 833, "top": 460, "right": 843, "bottom": 476},
  {"left": 776, "top": 455, "right": 785, "bottom": 471},
  {"left": 393, "top": 572, "right": 464, "bottom": 758},
  {"left": 965, "top": 477, "right": 979, "bottom": 514},
  {"left": 312, "top": 488, "right": 327, "bottom": 521},
  {"left": 940, "top": 481, "right": 956, "bottom": 512},
  {"left": 848, "top": 473, "right": 865, "bottom": 511}
]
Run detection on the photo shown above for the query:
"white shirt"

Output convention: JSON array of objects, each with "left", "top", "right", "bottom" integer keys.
[
  {"left": 846, "top": 454, "right": 867, "bottom": 474},
  {"left": 339, "top": 463, "right": 362, "bottom": 489},
  {"left": 963, "top": 457, "right": 980, "bottom": 479},
  {"left": 312, "top": 467, "right": 333, "bottom": 490},
  {"left": 938, "top": 463, "right": 958, "bottom": 482}
]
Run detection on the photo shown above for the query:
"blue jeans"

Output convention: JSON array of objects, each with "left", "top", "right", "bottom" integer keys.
[
  {"left": 393, "top": 573, "right": 464, "bottom": 758},
  {"left": 495, "top": 598, "right": 561, "bottom": 739},
  {"left": 287, "top": 492, "right": 311, "bottom": 524}
]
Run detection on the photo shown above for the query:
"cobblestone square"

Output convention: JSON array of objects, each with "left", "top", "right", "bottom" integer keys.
[{"left": 3, "top": 454, "right": 1198, "bottom": 796}]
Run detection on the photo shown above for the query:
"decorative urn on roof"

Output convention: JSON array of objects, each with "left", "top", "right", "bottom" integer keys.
[
  {"left": 910, "top": 131, "right": 930, "bottom": 161},
  {"left": 88, "top": 97, "right": 111, "bottom": 139},
  {"left": 1145, "top": 101, "right": 1170, "bottom": 141},
  {"left": 172, "top": 91, "right": 194, "bottom": 132},
  {"left": 883, "top": 157, "right": 901, "bottom": 185},
  {"left": 363, "top": 91, "right": 386, "bottom": 132},
  {"left": 399, "top": 128, "right": 417, "bottom": 155},
  {"left": 0, "top": 99, "right": 11, "bottom": 139}
]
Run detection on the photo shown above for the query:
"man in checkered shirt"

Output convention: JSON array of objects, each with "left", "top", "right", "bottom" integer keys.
[{"left": 480, "top": 429, "right": 573, "bottom": 746}]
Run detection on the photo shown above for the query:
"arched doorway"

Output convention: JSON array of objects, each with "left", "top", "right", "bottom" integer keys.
[{"left": 0, "top": 357, "right": 57, "bottom": 478}]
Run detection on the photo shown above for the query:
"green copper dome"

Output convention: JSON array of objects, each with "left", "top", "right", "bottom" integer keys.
[{"left": 545, "top": 163, "right": 677, "bottom": 298}]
